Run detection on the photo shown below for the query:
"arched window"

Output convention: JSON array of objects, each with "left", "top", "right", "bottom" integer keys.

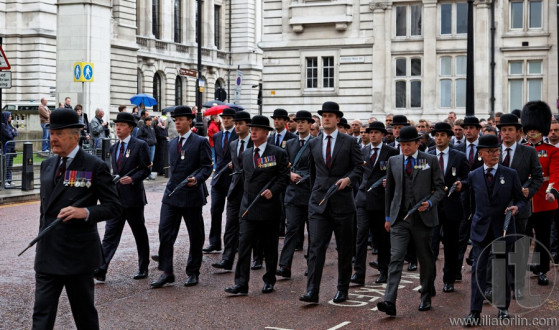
[
  {"left": 215, "top": 79, "right": 226, "bottom": 101},
  {"left": 152, "top": 0, "right": 160, "bottom": 39},
  {"left": 137, "top": 69, "right": 143, "bottom": 94},
  {"left": 175, "top": 76, "right": 183, "bottom": 105},
  {"left": 174, "top": 0, "right": 182, "bottom": 43},
  {"left": 153, "top": 73, "right": 162, "bottom": 111}
]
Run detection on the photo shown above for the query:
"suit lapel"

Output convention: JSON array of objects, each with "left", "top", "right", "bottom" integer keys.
[
  {"left": 510, "top": 146, "right": 523, "bottom": 168},
  {"left": 120, "top": 138, "right": 134, "bottom": 172},
  {"left": 45, "top": 150, "right": 84, "bottom": 211},
  {"left": 411, "top": 153, "right": 422, "bottom": 182},
  {"left": 329, "top": 134, "right": 345, "bottom": 169},
  {"left": 491, "top": 167, "right": 503, "bottom": 199}
]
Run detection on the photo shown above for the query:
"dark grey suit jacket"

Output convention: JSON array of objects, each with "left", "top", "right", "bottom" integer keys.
[
  {"left": 284, "top": 136, "right": 313, "bottom": 206},
  {"left": 226, "top": 138, "right": 253, "bottom": 202},
  {"left": 385, "top": 151, "right": 445, "bottom": 227},
  {"left": 356, "top": 143, "right": 398, "bottom": 211}
]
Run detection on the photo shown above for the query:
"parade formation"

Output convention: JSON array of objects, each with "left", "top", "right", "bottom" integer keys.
[{"left": 13, "top": 100, "right": 559, "bottom": 329}]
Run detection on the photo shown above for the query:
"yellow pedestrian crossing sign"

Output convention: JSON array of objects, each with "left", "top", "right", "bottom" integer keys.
[{"left": 73, "top": 62, "right": 94, "bottom": 82}]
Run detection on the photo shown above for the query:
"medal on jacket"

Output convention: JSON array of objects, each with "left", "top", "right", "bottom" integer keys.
[
  {"left": 452, "top": 167, "right": 457, "bottom": 177},
  {"left": 75, "top": 171, "right": 82, "bottom": 187},
  {"left": 282, "top": 140, "right": 286, "bottom": 149},
  {"left": 181, "top": 150, "right": 185, "bottom": 160},
  {"left": 85, "top": 172, "right": 92, "bottom": 188},
  {"left": 379, "top": 161, "right": 387, "bottom": 171},
  {"left": 126, "top": 149, "right": 130, "bottom": 158},
  {"left": 69, "top": 170, "right": 77, "bottom": 187},
  {"left": 64, "top": 170, "right": 70, "bottom": 186},
  {"left": 500, "top": 176, "right": 505, "bottom": 185}
]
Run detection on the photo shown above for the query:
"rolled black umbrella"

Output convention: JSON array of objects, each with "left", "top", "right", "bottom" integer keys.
[{"left": 403, "top": 195, "right": 431, "bottom": 220}]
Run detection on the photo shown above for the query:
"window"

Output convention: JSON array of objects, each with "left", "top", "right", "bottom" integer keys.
[
  {"left": 394, "top": 57, "right": 422, "bottom": 109},
  {"left": 175, "top": 76, "right": 183, "bottom": 105},
  {"left": 174, "top": 0, "right": 182, "bottom": 43},
  {"left": 395, "top": 4, "right": 422, "bottom": 37},
  {"left": 214, "top": 5, "right": 221, "bottom": 49},
  {"left": 439, "top": 55, "right": 466, "bottom": 108},
  {"left": 510, "top": 0, "right": 542, "bottom": 30},
  {"left": 153, "top": 73, "right": 162, "bottom": 112},
  {"left": 440, "top": 2, "right": 468, "bottom": 35},
  {"left": 508, "top": 60, "right": 543, "bottom": 111},
  {"left": 305, "top": 56, "right": 335, "bottom": 89},
  {"left": 152, "top": 0, "right": 160, "bottom": 39}
]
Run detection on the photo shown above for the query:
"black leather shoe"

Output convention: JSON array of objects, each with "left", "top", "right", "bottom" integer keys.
[
  {"left": 368, "top": 261, "right": 379, "bottom": 270},
  {"left": 93, "top": 269, "right": 106, "bottom": 282},
  {"left": 262, "top": 283, "right": 274, "bottom": 294},
  {"left": 277, "top": 266, "right": 291, "bottom": 278},
  {"left": 184, "top": 274, "right": 199, "bottom": 287},
  {"left": 299, "top": 291, "right": 319, "bottom": 303},
  {"left": 443, "top": 283, "right": 454, "bottom": 293},
  {"left": 375, "top": 272, "right": 387, "bottom": 284},
  {"left": 202, "top": 245, "right": 221, "bottom": 253},
  {"left": 529, "top": 264, "right": 538, "bottom": 275},
  {"left": 295, "top": 245, "right": 303, "bottom": 251},
  {"left": 537, "top": 272, "right": 549, "bottom": 285},
  {"left": 464, "top": 312, "right": 481, "bottom": 327},
  {"left": 333, "top": 290, "right": 348, "bottom": 303},
  {"left": 552, "top": 253, "right": 559, "bottom": 265},
  {"left": 251, "top": 260, "right": 263, "bottom": 270},
  {"left": 465, "top": 257, "right": 473, "bottom": 266},
  {"left": 455, "top": 272, "right": 462, "bottom": 282},
  {"left": 151, "top": 255, "right": 159, "bottom": 262},
  {"left": 418, "top": 299, "right": 431, "bottom": 311},
  {"left": 225, "top": 284, "right": 248, "bottom": 295},
  {"left": 212, "top": 260, "right": 233, "bottom": 270},
  {"left": 133, "top": 270, "right": 148, "bottom": 280},
  {"left": 484, "top": 288, "right": 492, "bottom": 302},
  {"left": 372, "top": 248, "right": 378, "bottom": 255},
  {"left": 377, "top": 301, "right": 396, "bottom": 316},
  {"left": 498, "top": 309, "right": 510, "bottom": 319},
  {"left": 513, "top": 288, "right": 523, "bottom": 300},
  {"left": 350, "top": 273, "right": 364, "bottom": 285},
  {"left": 407, "top": 262, "right": 417, "bottom": 271},
  {"left": 150, "top": 273, "right": 175, "bottom": 288}
]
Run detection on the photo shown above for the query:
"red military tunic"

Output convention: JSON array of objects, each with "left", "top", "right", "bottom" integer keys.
[{"left": 526, "top": 141, "right": 559, "bottom": 212}]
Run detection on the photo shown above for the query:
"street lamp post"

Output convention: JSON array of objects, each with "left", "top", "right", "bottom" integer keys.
[
  {"left": 466, "top": 0, "right": 475, "bottom": 116},
  {"left": 195, "top": 0, "right": 205, "bottom": 136}
]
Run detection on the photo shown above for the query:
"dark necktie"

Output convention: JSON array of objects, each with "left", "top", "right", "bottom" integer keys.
[
  {"left": 325, "top": 136, "right": 332, "bottom": 169},
  {"left": 370, "top": 147, "right": 378, "bottom": 165},
  {"left": 117, "top": 141, "right": 125, "bottom": 171},
  {"left": 276, "top": 134, "right": 281, "bottom": 147},
  {"left": 439, "top": 152, "right": 445, "bottom": 174},
  {"left": 486, "top": 168, "right": 494, "bottom": 192},
  {"left": 456, "top": 139, "right": 461, "bottom": 145},
  {"left": 177, "top": 137, "right": 184, "bottom": 154},
  {"left": 300, "top": 139, "right": 305, "bottom": 147},
  {"left": 468, "top": 144, "right": 475, "bottom": 166},
  {"left": 502, "top": 148, "right": 511, "bottom": 167},
  {"left": 55, "top": 156, "right": 68, "bottom": 183},
  {"left": 223, "top": 131, "right": 229, "bottom": 149},
  {"left": 238, "top": 140, "right": 245, "bottom": 168},
  {"left": 253, "top": 147, "right": 260, "bottom": 168},
  {"left": 406, "top": 157, "right": 413, "bottom": 175}
]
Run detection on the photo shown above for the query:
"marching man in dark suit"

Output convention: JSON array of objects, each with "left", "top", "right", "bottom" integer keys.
[
  {"left": 151, "top": 106, "right": 213, "bottom": 288},
  {"left": 94, "top": 112, "right": 152, "bottom": 282},
  {"left": 352, "top": 121, "right": 398, "bottom": 285},
  {"left": 277, "top": 110, "right": 315, "bottom": 279},
  {"left": 224, "top": 115, "right": 289, "bottom": 295},
  {"left": 299, "top": 101, "right": 364, "bottom": 304},
  {"left": 33, "top": 109, "right": 120, "bottom": 329},
  {"left": 212, "top": 111, "right": 253, "bottom": 270},
  {"left": 377, "top": 126, "right": 445, "bottom": 316},
  {"left": 463, "top": 134, "right": 526, "bottom": 325},
  {"left": 204, "top": 108, "right": 238, "bottom": 253},
  {"left": 428, "top": 122, "right": 470, "bottom": 293}
]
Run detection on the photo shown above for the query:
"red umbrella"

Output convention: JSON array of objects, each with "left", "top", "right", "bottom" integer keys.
[{"left": 203, "top": 104, "right": 228, "bottom": 116}]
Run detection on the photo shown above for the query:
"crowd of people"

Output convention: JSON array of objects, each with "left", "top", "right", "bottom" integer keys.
[{"left": 28, "top": 99, "right": 559, "bottom": 328}]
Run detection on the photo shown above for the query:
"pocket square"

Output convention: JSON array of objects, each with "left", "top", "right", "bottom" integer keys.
[{"left": 422, "top": 164, "right": 431, "bottom": 170}]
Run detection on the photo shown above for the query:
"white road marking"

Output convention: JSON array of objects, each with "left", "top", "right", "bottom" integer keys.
[{"left": 328, "top": 321, "right": 351, "bottom": 330}]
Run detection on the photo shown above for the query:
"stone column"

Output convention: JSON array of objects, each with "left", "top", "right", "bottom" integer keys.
[
  {"left": 422, "top": 0, "right": 437, "bottom": 116},
  {"left": 370, "top": 2, "right": 390, "bottom": 116},
  {"left": 56, "top": 0, "right": 112, "bottom": 120},
  {"left": 473, "top": 0, "right": 490, "bottom": 116}
]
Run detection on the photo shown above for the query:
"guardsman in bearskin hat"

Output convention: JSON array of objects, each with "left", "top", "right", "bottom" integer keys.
[{"left": 522, "top": 101, "right": 559, "bottom": 286}]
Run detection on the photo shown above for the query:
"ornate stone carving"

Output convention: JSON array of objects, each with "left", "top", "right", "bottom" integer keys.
[{"left": 369, "top": 1, "right": 390, "bottom": 11}]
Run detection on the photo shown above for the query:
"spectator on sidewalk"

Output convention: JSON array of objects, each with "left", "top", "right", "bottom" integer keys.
[
  {"left": 1, "top": 111, "right": 18, "bottom": 187},
  {"left": 38, "top": 97, "right": 51, "bottom": 152},
  {"left": 74, "top": 104, "right": 90, "bottom": 148}
]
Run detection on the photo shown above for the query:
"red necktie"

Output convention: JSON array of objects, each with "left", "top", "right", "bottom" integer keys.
[
  {"left": 117, "top": 141, "right": 125, "bottom": 171},
  {"left": 223, "top": 131, "right": 229, "bottom": 149},
  {"left": 502, "top": 148, "right": 511, "bottom": 167},
  {"left": 177, "top": 137, "right": 185, "bottom": 154},
  {"left": 55, "top": 157, "right": 68, "bottom": 183},
  {"left": 439, "top": 152, "right": 445, "bottom": 174},
  {"left": 325, "top": 136, "right": 332, "bottom": 169},
  {"left": 370, "top": 147, "right": 378, "bottom": 165},
  {"left": 253, "top": 147, "right": 260, "bottom": 168},
  {"left": 406, "top": 157, "right": 413, "bottom": 175},
  {"left": 468, "top": 144, "right": 475, "bottom": 165}
]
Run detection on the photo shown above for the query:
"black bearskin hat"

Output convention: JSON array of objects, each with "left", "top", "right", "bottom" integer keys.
[{"left": 521, "top": 101, "right": 552, "bottom": 136}]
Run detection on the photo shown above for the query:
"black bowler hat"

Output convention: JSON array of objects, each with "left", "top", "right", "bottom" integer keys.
[
  {"left": 496, "top": 113, "right": 522, "bottom": 129},
  {"left": 338, "top": 117, "right": 351, "bottom": 129},
  {"left": 460, "top": 116, "right": 482, "bottom": 128},
  {"left": 220, "top": 108, "right": 236, "bottom": 118},
  {"left": 317, "top": 101, "right": 344, "bottom": 118},
  {"left": 114, "top": 112, "right": 137, "bottom": 127},
  {"left": 392, "top": 115, "right": 410, "bottom": 126},
  {"left": 366, "top": 121, "right": 387, "bottom": 134},
  {"left": 396, "top": 126, "right": 421, "bottom": 142},
  {"left": 431, "top": 122, "right": 454, "bottom": 136},
  {"left": 172, "top": 106, "right": 196, "bottom": 118},
  {"left": 234, "top": 111, "right": 251, "bottom": 123},
  {"left": 477, "top": 134, "right": 500, "bottom": 149},
  {"left": 270, "top": 108, "right": 290, "bottom": 120},
  {"left": 293, "top": 110, "right": 315, "bottom": 123},
  {"left": 248, "top": 115, "right": 273, "bottom": 130},
  {"left": 47, "top": 108, "right": 85, "bottom": 130}
]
